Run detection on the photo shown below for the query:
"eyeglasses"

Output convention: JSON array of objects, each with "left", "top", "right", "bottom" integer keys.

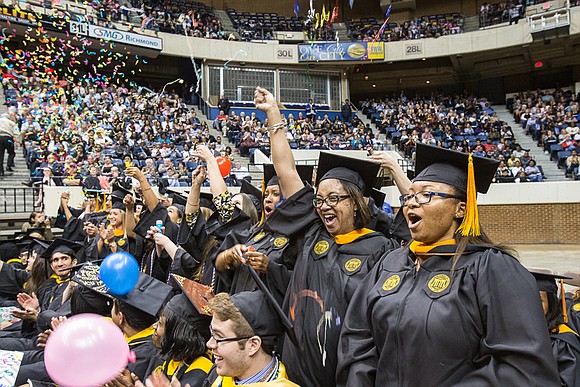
[
  {"left": 209, "top": 326, "right": 253, "bottom": 346},
  {"left": 399, "top": 191, "right": 462, "bottom": 207},
  {"left": 312, "top": 194, "right": 350, "bottom": 208}
]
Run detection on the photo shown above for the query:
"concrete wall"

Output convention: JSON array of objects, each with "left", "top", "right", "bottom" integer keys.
[{"left": 152, "top": 8, "right": 580, "bottom": 63}]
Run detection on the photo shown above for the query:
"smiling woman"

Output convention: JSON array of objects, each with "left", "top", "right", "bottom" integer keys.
[
  {"left": 254, "top": 86, "right": 402, "bottom": 387},
  {"left": 337, "top": 144, "right": 561, "bottom": 386}
]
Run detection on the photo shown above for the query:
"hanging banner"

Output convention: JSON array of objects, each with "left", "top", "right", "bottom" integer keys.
[{"left": 298, "top": 42, "right": 384, "bottom": 62}]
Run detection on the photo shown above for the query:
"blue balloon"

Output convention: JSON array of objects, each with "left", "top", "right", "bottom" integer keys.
[{"left": 99, "top": 252, "right": 139, "bottom": 295}]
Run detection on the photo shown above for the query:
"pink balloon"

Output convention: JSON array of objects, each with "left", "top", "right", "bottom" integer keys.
[{"left": 45, "top": 314, "right": 131, "bottom": 387}]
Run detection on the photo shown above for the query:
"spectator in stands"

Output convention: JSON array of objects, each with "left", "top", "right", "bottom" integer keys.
[
  {"left": 566, "top": 149, "right": 580, "bottom": 178},
  {"left": 561, "top": 134, "right": 577, "bottom": 151},
  {"left": 218, "top": 94, "right": 231, "bottom": 116},
  {"left": 341, "top": 100, "right": 353, "bottom": 123},
  {"left": 525, "top": 159, "right": 543, "bottom": 182},
  {"left": 305, "top": 99, "right": 316, "bottom": 122},
  {"left": 496, "top": 160, "right": 515, "bottom": 183}
]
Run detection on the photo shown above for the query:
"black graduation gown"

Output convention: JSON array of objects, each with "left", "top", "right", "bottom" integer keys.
[
  {"left": 567, "top": 297, "right": 580, "bottom": 334},
  {"left": 0, "top": 264, "right": 29, "bottom": 306},
  {"left": 174, "top": 205, "right": 253, "bottom": 293},
  {"left": 550, "top": 325, "right": 580, "bottom": 387},
  {"left": 366, "top": 198, "right": 411, "bottom": 243},
  {"left": 337, "top": 245, "right": 561, "bottom": 387},
  {"left": 281, "top": 219, "right": 397, "bottom": 387},
  {"left": 127, "top": 327, "right": 160, "bottom": 380},
  {"left": 216, "top": 185, "right": 318, "bottom": 304},
  {"left": 147, "top": 356, "right": 213, "bottom": 387}
]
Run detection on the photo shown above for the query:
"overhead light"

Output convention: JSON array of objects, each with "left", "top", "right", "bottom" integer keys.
[
  {"left": 426, "top": 80, "right": 430, "bottom": 84},
  {"left": 422, "top": 58, "right": 426, "bottom": 61},
  {"left": 364, "top": 73, "right": 369, "bottom": 81},
  {"left": 372, "top": 84, "right": 376, "bottom": 88}
]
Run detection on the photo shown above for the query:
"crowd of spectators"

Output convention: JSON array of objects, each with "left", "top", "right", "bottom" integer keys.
[
  {"left": 212, "top": 100, "right": 376, "bottom": 160},
  {"left": 362, "top": 93, "right": 546, "bottom": 183},
  {"left": 510, "top": 88, "right": 580, "bottom": 179},
  {"left": 226, "top": 9, "right": 304, "bottom": 41},
  {"left": 91, "top": 0, "right": 227, "bottom": 39},
  {"left": 480, "top": 0, "right": 580, "bottom": 28},
  {"left": 348, "top": 13, "right": 463, "bottom": 42},
  {"left": 1, "top": 73, "right": 245, "bottom": 199}
]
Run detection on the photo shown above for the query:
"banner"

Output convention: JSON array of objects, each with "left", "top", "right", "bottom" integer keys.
[
  {"left": 298, "top": 42, "right": 384, "bottom": 62},
  {"left": 88, "top": 25, "right": 163, "bottom": 50},
  {"left": 0, "top": 6, "right": 40, "bottom": 26}
]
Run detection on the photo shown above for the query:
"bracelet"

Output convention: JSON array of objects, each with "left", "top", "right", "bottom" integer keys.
[
  {"left": 142, "top": 186, "right": 152, "bottom": 192},
  {"left": 268, "top": 123, "right": 286, "bottom": 133},
  {"left": 187, "top": 201, "right": 200, "bottom": 207}
]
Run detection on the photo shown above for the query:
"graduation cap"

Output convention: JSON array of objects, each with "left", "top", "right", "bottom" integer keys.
[
  {"left": 370, "top": 188, "right": 386, "bottom": 207},
  {"left": 230, "top": 290, "right": 284, "bottom": 340},
  {"left": 263, "top": 164, "right": 315, "bottom": 189},
  {"left": 199, "top": 191, "right": 216, "bottom": 212},
  {"left": 0, "top": 240, "right": 20, "bottom": 262},
  {"left": 166, "top": 274, "right": 212, "bottom": 341},
  {"left": 243, "top": 264, "right": 297, "bottom": 346},
  {"left": 316, "top": 152, "right": 380, "bottom": 197},
  {"left": 240, "top": 179, "right": 263, "bottom": 214},
  {"left": 71, "top": 263, "right": 114, "bottom": 311},
  {"left": 166, "top": 188, "right": 188, "bottom": 207},
  {"left": 413, "top": 143, "right": 500, "bottom": 237},
  {"left": 113, "top": 272, "right": 174, "bottom": 317},
  {"left": 528, "top": 267, "right": 573, "bottom": 324},
  {"left": 110, "top": 185, "right": 133, "bottom": 211},
  {"left": 41, "top": 238, "right": 84, "bottom": 260},
  {"left": 14, "top": 227, "right": 47, "bottom": 240},
  {"left": 560, "top": 271, "right": 580, "bottom": 288}
]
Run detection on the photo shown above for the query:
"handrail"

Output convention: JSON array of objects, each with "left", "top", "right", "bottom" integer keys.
[{"left": 0, "top": 187, "right": 39, "bottom": 214}]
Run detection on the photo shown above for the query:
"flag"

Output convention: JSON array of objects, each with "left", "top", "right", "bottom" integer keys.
[
  {"left": 373, "top": 4, "right": 392, "bottom": 42},
  {"left": 294, "top": 0, "right": 300, "bottom": 19},
  {"left": 348, "top": 0, "right": 355, "bottom": 8}
]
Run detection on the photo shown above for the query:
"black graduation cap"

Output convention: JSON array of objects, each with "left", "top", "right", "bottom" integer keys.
[
  {"left": 370, "top": 188, "right": 386, "bottom": 207},
  {"left": 166, "top": 274, "right": 212, "bottom": 341},
  {"left": 316, "top": 152, "right": 380, "bottom": 197},
  {"left": 230, "top": 290, "right": 284, "bottom": 339},
  {"left": 166, "top": 188, "right": 188, "bottom": 207},
  {"left": 41, "top": 238, "right": 84, "bottom": 260},
  {"left": 71, "top": 262, "right": 112, "bottom": 297},
  {"left": 14, "top": 227, "right": 47, "bottom": 239},
  {"left": 199, "top": 191, "right": 216, "bottom": 212},
  {"left": 244, "top": 264, "right": 297, "bottom": 346},
  {"left": 240, "top": 179, "right": 263, "bottom": 214},
  {"left": 528, "top": 267, "right": 573, "bottom": 293},
  {"left": 113, "top": 272, "right": 174, "bottom": 317},
  {"left": 528, "top": 267, "right": 573, "bottom": 324},
  {"left": 561, "top": 271, "right": 580, "bottom": 288},
  {"left": 413, "top": 144, "right": 499, "bottom": 237},
  {"left": 0, "top": 240, "right": 20, "bottom": 262},
  {"left": 110, "top": 185, "right": 133, "bottom": 211},
  {"left": 413, "top": 143, "right": 499, "bottom": 195},
  {"left": 263, "top": 164, "right": 315, "bottom": 188}
]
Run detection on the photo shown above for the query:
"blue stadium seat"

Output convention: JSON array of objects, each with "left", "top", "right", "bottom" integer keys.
[{"left": 557, "top": 151, "right": 571, "bottom": 169}]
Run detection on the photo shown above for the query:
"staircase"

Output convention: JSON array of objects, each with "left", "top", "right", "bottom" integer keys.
[
  {"left": 492, "top": 106, "right": 567, "bottom": 181},
  {"left": 463, "top": 15, "right": 481, "bottom": 32},
  {"left": 214, "top": 9, "right": 239, "bottom": 40}
]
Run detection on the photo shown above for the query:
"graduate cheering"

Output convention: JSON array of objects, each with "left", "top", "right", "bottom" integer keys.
[
  {"left": 254, "top": 87, "right": 401, "bottom": 387},
  {"left": 337, "top": 143, "right": 561, "bottom": 386}
]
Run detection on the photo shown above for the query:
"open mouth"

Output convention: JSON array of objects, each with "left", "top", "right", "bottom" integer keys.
[
  {"left": 407, "top": 213, "right": 422, "bottom": 230},
  {"left": 213, "top": 353, "right": 223, "bottom": 367},
  {"left": 322, "top": 213, "right": 337, "bottom": 228},
  {"left": 264, "top": 205, "right": 274, "bottom": 218}
]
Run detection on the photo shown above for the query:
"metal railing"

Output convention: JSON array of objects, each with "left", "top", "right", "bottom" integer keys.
[{"left": 0, "top": 187, "right": 39, "bottom": 214}]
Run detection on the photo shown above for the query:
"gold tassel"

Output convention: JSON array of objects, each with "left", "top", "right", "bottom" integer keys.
[
  {"left": 259, "top": 178, "right": 265, "bottom": 225},
  {"left": 560, "top": 278, "right": 568, "bottom": 324},
  {"left": 103, "top": 193, "right": 107, "bottom": 211},
  {"left": 457, "top": 154, "right": 480, "bottom": 236}
]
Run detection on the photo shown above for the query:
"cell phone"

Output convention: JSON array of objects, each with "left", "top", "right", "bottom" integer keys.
[{"left": 155, "top": 220, "right": 163, "bottom": 231}]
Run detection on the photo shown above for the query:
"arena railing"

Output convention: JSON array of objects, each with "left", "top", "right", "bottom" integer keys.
[{"left": 0, "top": 187, "right": 39, "bottom": 214}]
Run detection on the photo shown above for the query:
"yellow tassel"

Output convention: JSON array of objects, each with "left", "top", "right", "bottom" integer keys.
[
  {"left": 103, "top": 193, "right": 107, "bottom": 211},
  {"left": 259, "top": 178, "right": 265, "bottom": 225},
  {"left": 457, "top": 154, "right": 480, "bottom": 236},
  {"left": 561, "top": 279, "right": 568, "bottom": 324}
]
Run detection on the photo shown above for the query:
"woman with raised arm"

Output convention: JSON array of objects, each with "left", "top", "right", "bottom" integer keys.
[
  {"left": 254, "top": 87, "right": 400, "bottom": 387},
  {"left": 337, "top": 143, "right": 560, "bottom": 386}
]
